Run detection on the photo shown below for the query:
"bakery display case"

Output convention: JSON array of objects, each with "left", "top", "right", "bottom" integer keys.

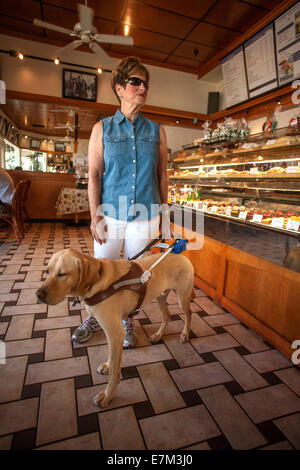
[{"left": 168, "top": 127, "right": 300, "bottom": 362}]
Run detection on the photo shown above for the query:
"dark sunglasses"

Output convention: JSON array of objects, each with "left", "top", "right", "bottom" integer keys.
[{"left": 124, "top": 76, "right": 149, "bottom": 90}]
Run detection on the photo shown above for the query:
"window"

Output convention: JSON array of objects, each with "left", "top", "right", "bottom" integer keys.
[
  {"left": 4, "top": 140, "right": 20, "bottom": 169},
  {"left": 21, "top": 149, "right": 47, "bottom": 172}
]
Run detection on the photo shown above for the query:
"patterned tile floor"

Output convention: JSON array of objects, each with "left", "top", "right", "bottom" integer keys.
[{"left": 0, "top": 222, "right": 300, "bottom": 450}]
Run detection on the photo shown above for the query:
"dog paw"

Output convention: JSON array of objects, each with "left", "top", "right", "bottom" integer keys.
[
  {"left": 149, "top": 332, "right": 162, "bottom": 343},
  {"left": 93, "top": 390, "right": 110, "bottom": 408},
  {"left": 97, "top": 362, "right": 109, "bottom": 375},
  {"left": 180, "top": 332, "right": 189, "bottom": 343}
]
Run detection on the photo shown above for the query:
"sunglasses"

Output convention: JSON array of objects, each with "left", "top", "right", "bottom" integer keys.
[{"left": 124, "top": 76, "right": 149, "bottom": 90}]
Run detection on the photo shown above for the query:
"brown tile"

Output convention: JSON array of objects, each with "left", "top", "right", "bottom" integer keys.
[
  {"left": 170, "top": 362, "right": 232, "bottom": 392},
  {"left": 204, "top": 313, "right": 240, "bottom": 328},
  {"left": 36, "top": 379, "right": 78, "bottom": 446},
  {"left": 260, "top": 440, "right": 294, "bottom": 450},
  {"left": 140, "top": 404, "right": 221, "bottom": 450},
  {"left": 87, "top": 344, "right": 110, "bottom": 385},
  {"left": 77, "top": 378, "right": 147, "bottom": 416},
  {"left": 0, "top": 274, "right": 25, "bottom": 281},
  {"left": 25, "top": 270, "right": 43, "bottom": 282},
  {"left": 25, "top": 356, "right": 90, "bottom": 385},
  {"left": 137, "top": 362, "right": 186, "bottom": 413},
  {"left": 0, "top": 435, "right": 13, "bottom": 450},
  {"left": 191, "top": 333, "right": 240, "bottom": 353},
  {"left": 142, "top": 302, "right": 164, "bottom": 323},
  {"left": 47, "top": 298, "right": 69, "bottom": 317},
  {"left": 143, "top": 319, "right": 185, "bottom": 338},
  {"left": 0, "top": 280, "right": 14, "bottom": 294},
  {"left": 163, "top": 334, "right": 204, "bottom": 367},
  {"left": 194, "top": 297, "right": 224, "bottom": 314},
  {"left": 0, "top": 293, "right": 18, "bottom": 302},
  {"left": 244, "top": 350, "right": 293, "bottom": 373},
  {"left": 184, "top": 441, "right": 211, "bottom": 450},
  {"left": 180, "top": 312, "right": 216, "bottom": 338},
  {"left": 3, "top": 304, "right": 47, "bottom": 316},
  {"left": 45, "top": 328, "right": 73, "bottom": 361},
  {"left": 275, "top": 368, "right": 300, "bottom": 396},
  {"left": 198, "top": 385, "right": 267, "bottom": 450},
  {"left": 236, "top": 384, "right": 300, "bottom": 424},
  {"left": 99, "top": 406, "right": 145, "bottom": 450},
  {"left": 34, "top": 315, "right": 81, "bottom": 331},
  {"left": 224, "top": 324, "right": 270, "bottom": 353},
  {"left": 274, "top": 413, "right": 300, "bottom": 449},
  {"left": 213, "top": 349, "right": 268, "bottom": 391},
  {"left": 5, "top": 338, "right": 44, "bottom": 358},
  {"left": 37, "top": 432, "right": 101, "bottom": 450},
  {"left": 0, "top": 321, "right": 8, "bottom": 335},
  {"left": 122, "top": 344, "right": 173, "bottom": 368},
  {"left": 0, "top": 356, "right": 28, "bottom": 403},
  {"left": 5, "top": 315, "right": 35, "bottom": 341},
  {"left": 134, "top": 319, "right": 151, "bottom": 347},
  {"left": 0, "top": 398, "right": 39, "bottom": 436},
  {"left": 14, "top": 281, "right": 42, "bottom": 290},
  {"left": 17, "top": 289, "right": 38, "bottom": 305}
]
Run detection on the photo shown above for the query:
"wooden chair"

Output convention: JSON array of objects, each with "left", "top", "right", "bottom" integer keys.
[
  {"left": 0, "top": 180, "right": 29, "bottom": 243},
  {"left": 21, "top": 179, "right": 31, "bottom": 233}
]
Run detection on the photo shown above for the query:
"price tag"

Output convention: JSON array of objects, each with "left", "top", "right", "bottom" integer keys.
[
  {"left": 210, "top": 205, "right": 218, "bottom": 212},
  {"left": 266, "top": 139, "right": 276, "bottom": 145},
  {"left": 226, "top": 207, "right": 232, "bottom": 216},
  {"left": 271, "top": 217, "right": 284, "bottom": 229},
  {"left": 252, "top": 213, "right": 263, "bottom": 223},
  {"left": 286, "top": 167, "right": 297, "bottom": 173},
  {"left": 242, "top": 143, "right": 254, "bottom": 149},
  {"left": 239, "top": 211, "right": 248, "bottom": 220},
  {"left": 286, "top": 220, "right": 300, "bottom": 231},
  {"left": 250, "top": 167, "right": 259, "bottom": 174}
]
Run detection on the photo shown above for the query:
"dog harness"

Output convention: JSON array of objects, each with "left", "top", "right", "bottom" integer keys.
[
  {"left": 84, "top": 261, "right": 147, "bottom": 309},
  {"left": 82, "top": 239, "right": 188, "bottom": 310}
]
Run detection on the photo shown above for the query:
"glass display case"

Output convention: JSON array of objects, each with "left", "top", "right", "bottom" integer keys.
[{"left": 168, "top": 127, "right": 300, "bottom": 270}]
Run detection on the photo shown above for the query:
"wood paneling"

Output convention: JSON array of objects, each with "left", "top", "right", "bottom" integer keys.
[{"left": 173, "top": 223, "right": 300, "bottom": 362}]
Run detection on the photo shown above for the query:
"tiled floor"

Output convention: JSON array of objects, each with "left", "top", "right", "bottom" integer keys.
[{"left": 0, "top": 222, "right": 300, "bottom": 450}]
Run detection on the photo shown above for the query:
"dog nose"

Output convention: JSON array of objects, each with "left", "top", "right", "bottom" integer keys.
[{"left": 36, "top": 288, "right": 47, "bottom": 302}]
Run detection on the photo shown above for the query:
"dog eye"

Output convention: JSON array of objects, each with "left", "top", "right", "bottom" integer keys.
[
  {"left": 57, "top": 273, "right": 66, "bottom": 277},
  {"left": 45, "top": 269, "right": 49, "bottom": 274}
]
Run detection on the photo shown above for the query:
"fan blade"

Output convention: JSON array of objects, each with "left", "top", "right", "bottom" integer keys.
[
  {"left": 56, "top": 40, "right": 83, "bottom": 56},
  {"left": 33, "top": 18, "right": 74, "bottom": 36},
  {"left": 78, "top": 3, "right": 94, "bottom": 31},
  {"left": 95, "top": 34, "right": 134, "bottom": 46},
  {"left": 89, "top": 41, "right": 109, "bottom": 59}
]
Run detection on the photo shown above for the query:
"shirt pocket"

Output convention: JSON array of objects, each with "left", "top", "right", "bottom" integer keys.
[
  {"left": 103, "top": 135, "right": 128, "bottom": 158},
  {"left": 139, "top": 135, "right": 160, "bottom": 157}
]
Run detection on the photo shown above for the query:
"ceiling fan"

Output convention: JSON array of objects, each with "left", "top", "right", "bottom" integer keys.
[
  {"left": 50, "top": 107, "right": 79, "bottom": 118},
  {"left": 54, "top": 121, "right": 74, "bottom": 132},
  {"left": 33, "top": 1, "right": 134, "bottom": 60}
]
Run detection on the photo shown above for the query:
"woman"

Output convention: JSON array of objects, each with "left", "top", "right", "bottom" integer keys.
[{"left": 72, "top": 56, "right": 170, "bottom": 347}]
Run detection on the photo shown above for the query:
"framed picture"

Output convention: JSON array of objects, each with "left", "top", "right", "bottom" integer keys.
[
  {"left": 54, "top": 142, "right": 66, "bottom": 152},
  {"left": 62, "top": 68, "right": 97, "bottom": 102},
  {"left": 30, "top": 139, "right": 41, "bottom": 150}
]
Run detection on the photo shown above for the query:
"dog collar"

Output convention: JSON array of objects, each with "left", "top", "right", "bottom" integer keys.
[{"left": 84, "top": 262, "right": 147, "bottom": 308}]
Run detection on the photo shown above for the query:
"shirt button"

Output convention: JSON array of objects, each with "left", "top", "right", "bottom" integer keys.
[
  {"left": 133, "top": 159, "right": 136, "bottom": 163},
  {"left": 130, "top": 200, "right": 134, "bottom": 203},
  {"left": 132, "top": 173, "right": 135, "bottom": 177},
  {"left": 132, "top": 185, "right": 134, "bottom": 189},
  {"left": 132, "top": 146, "right": 135, "bottom": 150},
  {"left": 131, "top": 136, "right": 134, "bottom": 139}
]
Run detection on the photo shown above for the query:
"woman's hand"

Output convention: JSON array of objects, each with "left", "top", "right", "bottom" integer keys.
[{"left": 90, "top": 215, "right": 107, "bottom": 244}]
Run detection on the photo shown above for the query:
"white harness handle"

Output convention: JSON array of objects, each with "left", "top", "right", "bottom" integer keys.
[{"left": 140, "top": 244, "right": 174, "bottom": 284}]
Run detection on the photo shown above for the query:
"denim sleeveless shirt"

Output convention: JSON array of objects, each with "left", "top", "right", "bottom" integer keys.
[{"left": 101, "top": 109, "right": 161, "bottom": 221}]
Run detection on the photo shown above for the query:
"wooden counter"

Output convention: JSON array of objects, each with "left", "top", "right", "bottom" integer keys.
[
  {"left": 174, "top": 223, "right": 300, "bottom": 363},
  {"left": 9, "top": 170, "right": 90, "bottom": 221}
]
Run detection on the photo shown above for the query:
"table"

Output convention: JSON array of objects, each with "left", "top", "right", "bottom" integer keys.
[{"left": 56, "top": 187, "right": 90, "bottom": 223}]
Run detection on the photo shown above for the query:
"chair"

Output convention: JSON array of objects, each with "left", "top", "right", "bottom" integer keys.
[
  {"left": 0, "top": 180, "right": 29, "bottom": 243},
  {"left": 20, "top": 179, "right": 31, "bottom": 233}
]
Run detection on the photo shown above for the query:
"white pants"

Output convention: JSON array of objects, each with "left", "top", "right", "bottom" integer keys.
[{"left": 94, "top": 215, "right": 160, "bottom": 260}]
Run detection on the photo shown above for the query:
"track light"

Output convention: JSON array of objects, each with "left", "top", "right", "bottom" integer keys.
[
  {"left": 97, "top": 67, "right": 102, "bottom": 74},
  {"left": 18, "top": 52, "right": 24, "bottom": 60},
  {"left": 54, "top": 57, "right": 60, "bottom": 65}
]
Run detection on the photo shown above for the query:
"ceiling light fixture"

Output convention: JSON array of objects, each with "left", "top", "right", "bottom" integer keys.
[
  {"left": 124, "top": 25, "right": 130, "bottom": 36},
  {"left": 54, "top": 57, "right": 60, "bottom": 65},
  {"left": 97, "top": 67, "right": 103, "bottom": 74},
  {"left": 18, "top": 52, "right": 24, "bottom": 60}
]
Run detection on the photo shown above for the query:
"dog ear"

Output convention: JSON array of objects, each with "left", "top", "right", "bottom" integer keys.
[{"left": 75, "top": 254, "right": 101, "bottom": 295}]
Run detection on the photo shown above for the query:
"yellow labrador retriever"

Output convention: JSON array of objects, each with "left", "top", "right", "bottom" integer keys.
[{"left": 36, "top": 248, "right": 194, "bottom": 407}]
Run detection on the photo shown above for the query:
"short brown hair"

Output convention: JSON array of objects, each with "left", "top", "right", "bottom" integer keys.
[{"left": 111, "top": 56, "right": 150, "bottom": 103}]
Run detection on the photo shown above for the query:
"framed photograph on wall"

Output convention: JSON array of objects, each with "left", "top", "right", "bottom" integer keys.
[
  {"left": 30, "top": 139, "right": 41, "bottom": 150},
  {"left": 54, "top": 142, "right": 66, "bottom": 152},
  {"left": 62, "top": 68, "right": 97, "bottom": 102}
]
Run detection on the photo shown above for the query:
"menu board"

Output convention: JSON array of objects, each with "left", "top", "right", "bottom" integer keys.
[
  {"left": 244, "top": 24, "right": 278, "bottom": 98},
  {"left": 275, "top": 1, "right": 300, "bottom": 85},
  {"left": 221, "top": 46, "right": 249, "bottom": 108}
]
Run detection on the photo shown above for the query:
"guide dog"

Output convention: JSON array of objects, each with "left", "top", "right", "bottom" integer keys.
[{"left": 36, "top": 248, "right": 194, "bottom": 407}]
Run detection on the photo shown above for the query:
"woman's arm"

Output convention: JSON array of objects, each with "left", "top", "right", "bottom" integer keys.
[
  {"left": 88, "top": 121, "right": 107, "bottom": 244},
  {"left": 157, "top": 126, "right": 171, "bottom": 238}
]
